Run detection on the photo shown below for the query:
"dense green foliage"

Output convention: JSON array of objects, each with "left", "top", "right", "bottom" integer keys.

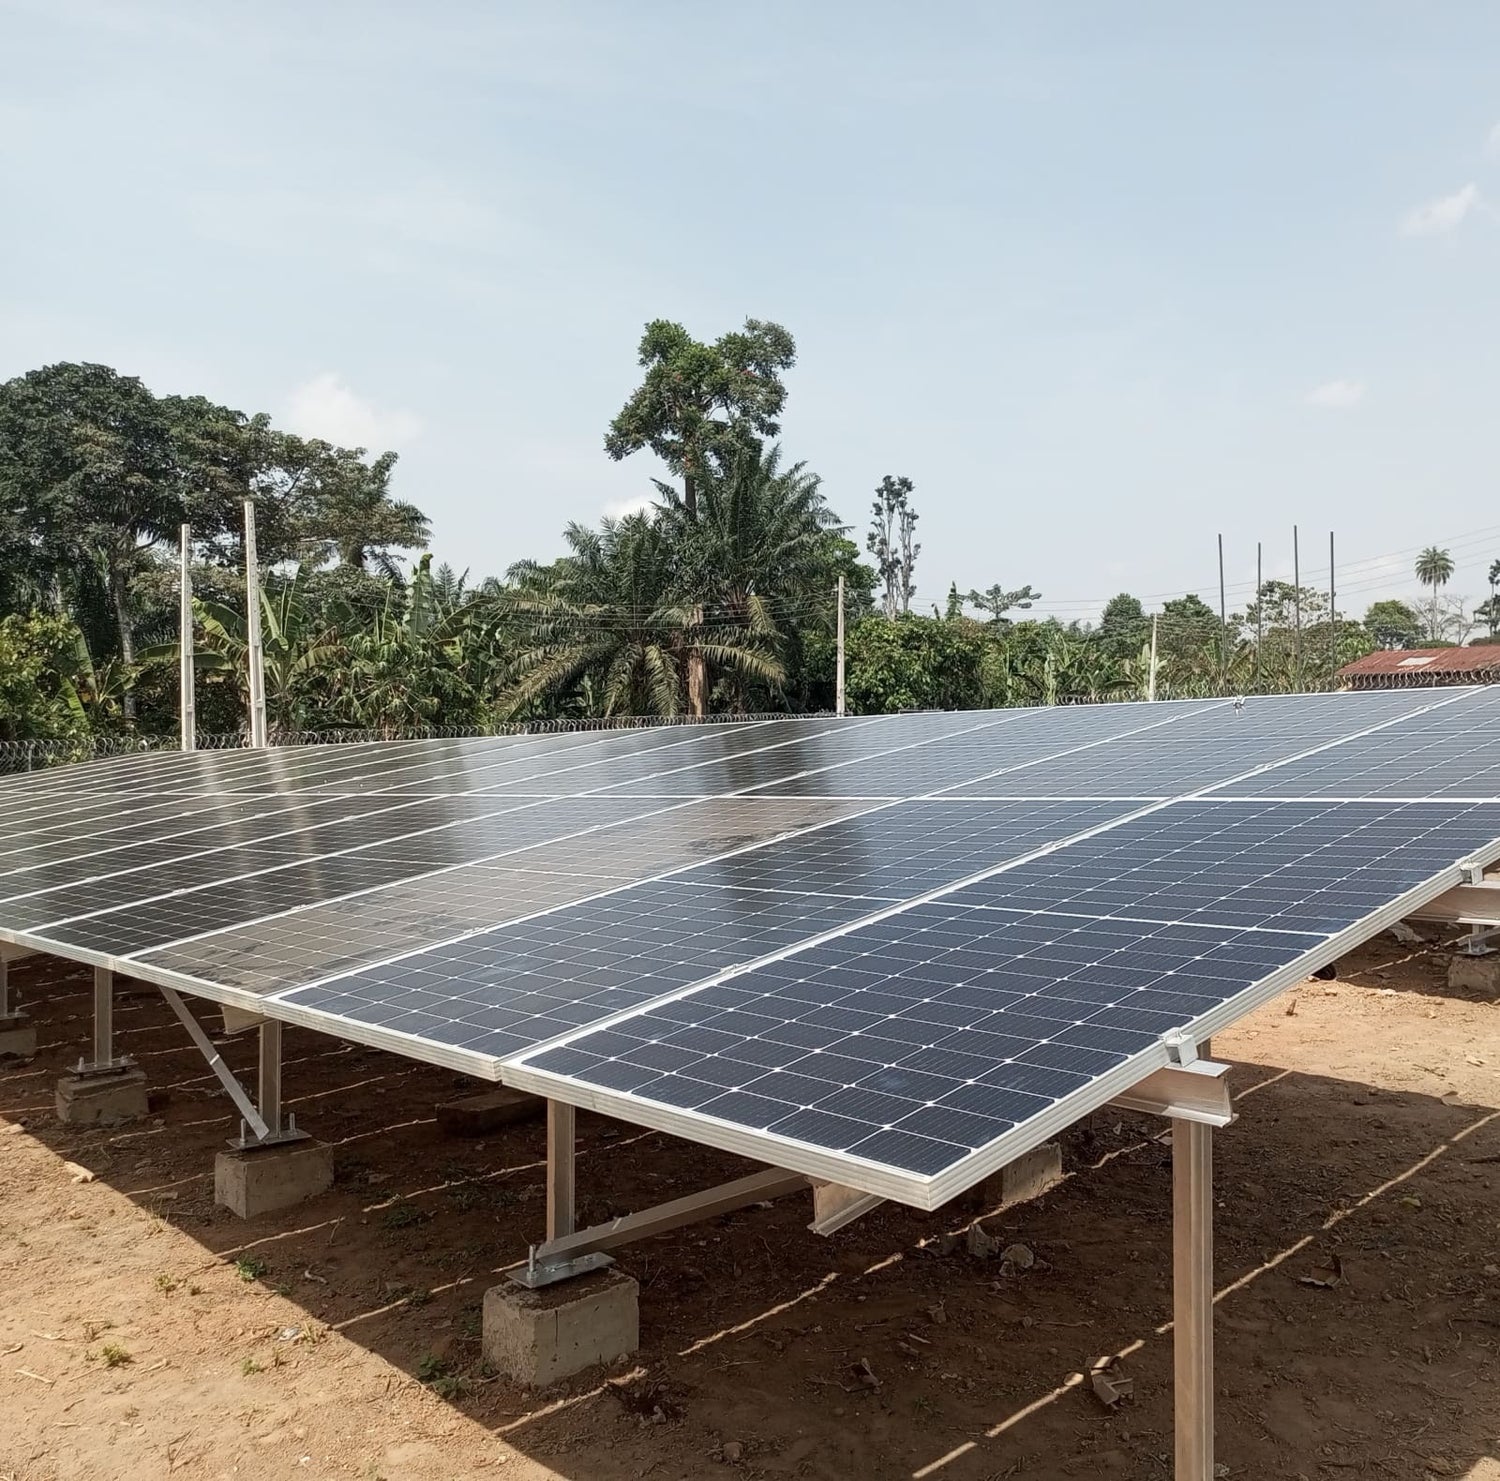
[{"left": 0, "top": 332, "right": 1492, "bottom": 745}]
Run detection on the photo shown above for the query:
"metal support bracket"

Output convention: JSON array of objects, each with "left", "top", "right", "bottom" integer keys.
[
  {"left": 0, "top": 951, "right": 18, "bottom": 1028},
  {"left": 511, "top": 1167, "right": 809, "bottom": 1290},
  {"left": 1110, "top": 1059, "right": 1234, "bottom": 1127},
  {"left": 1460, "top": 925, "right": 1500, "bottom": 957},
  {"left": 1173, "top": 1118, "right": 1216, "bottom": 1478},
  {"left": 546, "top": 1100, "right": 576, "bottom": 1241},
  {"left": 1410, "top": 879, "right": 1500, "bottom": 926},
  {"left": 157, "top": 987, "right": 305, "bottom": 1148},
  {"left": 73, "top": 966, "right": 134, "bottom": 1077},
  {"left": 809, "top": 1180, "right": 886, "bottom": 1236}
]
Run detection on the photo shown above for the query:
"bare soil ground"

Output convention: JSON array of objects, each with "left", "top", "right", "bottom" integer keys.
[{"left": 1, "top": 935, "right": 1498, "bottom": 1481}]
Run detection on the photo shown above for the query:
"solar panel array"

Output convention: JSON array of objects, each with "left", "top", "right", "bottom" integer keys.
[{"left": 2, "top": 686, "right": 1498, "bottom": 1208}]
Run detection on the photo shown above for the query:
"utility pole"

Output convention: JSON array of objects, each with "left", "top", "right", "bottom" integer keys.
[
  {"left": 1328, "top": 531, "right": 1336, "bottom": 686},
  {"left": 1292, "top": 525, "right": 1302, "bottom": 692},
  {"left": 243, "top": 498, "right": 269, "bottom": 748},
  {"left": 179, "top": 524, "right": 196, "bottom": 752},
  {"left": 1148, "top": 613, "right": 1159, "bottom": 702},
  {"left": 1217, "top": 533, "right": 1228, "bottom": 692},
  {"left": 835, "top": 575, "right": 846, "bottom": 718},
  {"left": 1254, "top": 541, "right": 1263, "bottom": 692}
]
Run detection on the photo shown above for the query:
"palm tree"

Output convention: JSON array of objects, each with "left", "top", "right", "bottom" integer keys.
[
  {"left": 1486, "top": 559, "right": 1500, "bottom": 638},
  {"left": 655, "top": 445, "right": 839, "bottom": 711},
  {"left": 147, "top": 581, "right": 345, "bottom": 732},
  {"left": 1415, "top": 546, "right": 1455, "bottom": 640},
  {"left": 496, "top": 514, "right": 783, "bottom": 719},
  {"left": 308, "top": 450, "right": 431, "bottom": 578}
]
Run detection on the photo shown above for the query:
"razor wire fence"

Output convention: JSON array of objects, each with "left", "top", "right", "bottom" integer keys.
[{"left": 0, "top": 710, "right": 828, "bottom": 778}]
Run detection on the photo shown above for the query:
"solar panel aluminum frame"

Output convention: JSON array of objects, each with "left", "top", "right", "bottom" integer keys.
[{"left": 500, "top": 832, "right": 1500, "bottom": 1211}]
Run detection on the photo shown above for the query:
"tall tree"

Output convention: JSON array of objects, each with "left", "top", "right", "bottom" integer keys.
[
  {"left": 604, "top": 319, "right": 797, "bottom": 520},
  {"left": 605, "top": 317, "right": 795, "bottom": 713},
  {"left": 1415, "top": 546, "right": 1455, "bottom": 639},
  {"left": 0, "top": 363, "right": 181, "bottom": 719},
  {"left": 657, "top": 444, "right": 839, "bottom": 711},
  {"left": 966, "top": 582, "right": 1041, "bottom": 625},
  {"left": 1363, "top": 599, "right": 1424, "bottom": 650},
  {"left": 1482, "top": 558, "right": 1500, "bottom": 639},
  {"left": 499, "top": 515, "right": 782, "bottom": 719},
  {"left": 304, "top": 447, "right": 430, "bottom": 576},
  {"left": 867, "top": 475, "right": 920, "bottom": 618},
  {"left": 1098, "top": 592, "right": 1149, "bottom": 660}
]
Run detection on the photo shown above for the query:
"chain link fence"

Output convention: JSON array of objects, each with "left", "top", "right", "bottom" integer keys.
[{"left": 0, "top": 711, "right": 826, "bottom": 778}]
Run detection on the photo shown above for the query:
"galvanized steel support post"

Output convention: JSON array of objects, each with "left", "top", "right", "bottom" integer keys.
[
  {"left": 546, "top": 1100, "right": 576, "bottom": 1241},
  {"left": 92, "top": 966, "right": 114, "bottom": 1069},
  {"left": 1173, "top": 1118, "right": 1215, "bottom": 1481},
  {"left": 258, "top": 1019, "right": 283, "bottom": 1136}
]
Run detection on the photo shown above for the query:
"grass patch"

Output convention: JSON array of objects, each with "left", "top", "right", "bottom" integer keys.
[
  {"left": 98, "top": 1343, "right": 132, "bottom": 1369},
  {"left": 416, "top": 1354, "right": 470, "bottom": 1400},
  {"left": 235, "top": 1256, "right": 268, "bottom": 1282},
  {"left": 382, "top": 1199, "right": 430, "bottom": 1231}
]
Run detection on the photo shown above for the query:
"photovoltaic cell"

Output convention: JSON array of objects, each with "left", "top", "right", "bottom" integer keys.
[
  {"left": 1215, "top": 684, "right": 1500, "bottom": 800},
  {"left": 512, "top": 793, "right": 1500, "bottom": 1197},
  {"left": 2, "top": 688, "right": 1497, "bottom": 1207}
]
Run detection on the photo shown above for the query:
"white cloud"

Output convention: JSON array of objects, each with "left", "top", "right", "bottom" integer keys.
[
  {"left": 1400, "top": 182, "right": 1479, "bottom": 237},
  {"left": 284, "top": 373, "right": 423, "bottom": 451},
  {"left": 602, "top": 493, "right": 656, "bottom": 520},
  {"left": 1305, "top": 379, "right": 1365, "bottom": 409}
]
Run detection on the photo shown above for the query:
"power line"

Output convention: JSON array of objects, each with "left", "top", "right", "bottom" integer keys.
[{"left": 1023, "top": 522, "right": 1500, "bottom": 617}]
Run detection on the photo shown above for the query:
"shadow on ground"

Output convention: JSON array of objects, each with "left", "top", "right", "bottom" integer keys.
[{"left": 1, "top": 940, "right": 1498, "bottom": 1481}]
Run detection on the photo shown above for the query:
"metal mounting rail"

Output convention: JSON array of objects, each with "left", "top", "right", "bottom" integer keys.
[{"left": 511, "top": 1167, "right": 809, "bottom": 1289}]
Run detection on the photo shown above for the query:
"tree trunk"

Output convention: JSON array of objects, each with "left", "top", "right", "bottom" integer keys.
[
  {"left": 109, "top": 561, "right": 137, "bottom": 723},
  {"left": 683, "top": 470, "right": 697, "bottom": 521}
]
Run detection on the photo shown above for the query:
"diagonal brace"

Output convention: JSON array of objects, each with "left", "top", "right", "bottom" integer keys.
[
  {"left": 513, "top": 1167, "right": 808, "bottom": 1288},
  {"left": 158, "top": 986, "right": 270, "bottom": 1141}
]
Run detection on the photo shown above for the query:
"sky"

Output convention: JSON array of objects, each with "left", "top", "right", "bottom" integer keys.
[{"left": 3, "top": 1, "right": 1500, "bottom": 625}]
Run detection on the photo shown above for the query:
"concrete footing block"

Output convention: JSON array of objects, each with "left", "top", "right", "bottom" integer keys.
[
  {"left": 55, "top": 1068, "right": 149, "bottom": 1125},
  {"left": 1450, "top": 954, "right": 1500, "bottom": 994},
  {"left": 0, "top": 1014, "right": 36, "bottom": 1059},
  {"left": 214, "top": 1140, "right": 334, "bottom": 1218},
  {"left": 981, "top": 1141, "right": 1063, "bottom": 1210},
  {"left": 483, "top": 1268, "right": 639, "bottom": 1387},
  {"left": 436, "top": 1087, "right": 545, "bottom": 1137}
]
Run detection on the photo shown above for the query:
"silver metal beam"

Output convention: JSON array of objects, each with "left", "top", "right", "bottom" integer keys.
[
  {"left": 546, "top": 1100, "right": 576, "bottom": 1241},
  {"left": 258, "top": 1019, "right": 283, "bottom": 1136},
  {"left": 1173, "top": 1119, "right": 1215, "bottom": 1480},
  {"left": 809, "top": 1180, "right": 886, "bottom": 1235},
  {"left": 1110, "top": 1061, "right": 1234, "bottom": 1127},
  {"left": 158, "top": 985, "right": 270, "bottom": 1141},
  {"left": 1409, "top": 878, "right": 1500, "bottom": 925},
  {"left": 519, "top": 1167, "right": 808, "bottom": 1287},
  {"left": 92, "top": 966, "right": 113, "bottom": 1068},
  {"left": 69, "top": 966, "right": 130, "bottom": 1075}
]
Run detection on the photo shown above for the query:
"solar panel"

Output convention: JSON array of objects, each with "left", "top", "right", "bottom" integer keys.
[
  {"left": 507, "top": 795, "right": 1500, "bottom": 1203},
  {"left": 1, "top": 686, "right": 1496, "bottom": 1208}
]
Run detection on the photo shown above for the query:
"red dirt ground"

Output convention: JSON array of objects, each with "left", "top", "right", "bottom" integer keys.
[{"left": 2, "top": 933, "right": 1498, "bottom": 1481}]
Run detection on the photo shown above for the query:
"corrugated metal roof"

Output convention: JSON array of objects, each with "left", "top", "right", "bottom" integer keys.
[{"left": 1337, "top": 646, "right": 1500, "bottom": 678}]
